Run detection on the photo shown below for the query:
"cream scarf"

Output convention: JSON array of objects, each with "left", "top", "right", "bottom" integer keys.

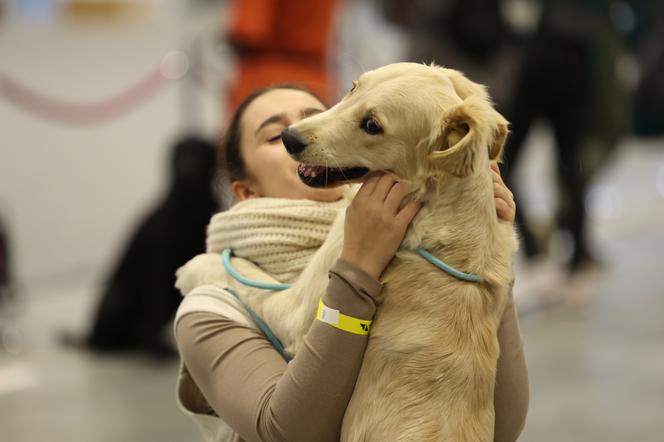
[{"left": 205, "top": 197, "right": 348, "bottom": 283}]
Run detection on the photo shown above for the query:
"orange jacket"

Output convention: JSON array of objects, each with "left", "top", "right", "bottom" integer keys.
[{"left": 226, "top": 0, "right": 341, "bottom": 112}]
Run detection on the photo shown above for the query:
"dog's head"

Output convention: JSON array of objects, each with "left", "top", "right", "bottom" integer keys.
[{"left": 282, "top": 63, "right": 509, "bottom": 192}]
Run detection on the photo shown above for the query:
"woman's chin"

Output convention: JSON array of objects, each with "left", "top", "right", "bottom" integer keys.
[{"left": 304, "top": 185, "right": 347, "bottom": 202}]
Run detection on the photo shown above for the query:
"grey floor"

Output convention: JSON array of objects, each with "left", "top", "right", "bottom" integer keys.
[{"left": 2, "top": 3, "right": 664, "bottom": 441}]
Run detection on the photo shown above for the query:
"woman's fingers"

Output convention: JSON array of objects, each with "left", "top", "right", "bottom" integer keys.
[
  {"left": 490, "top": 161, "right": 501, "bottom": 176},
  {"left": 495, "top": 197, "right": 512, "bottom": 221},
  {"left": 356, "top": 172, "right": 381, "bottom": 198},
  {"left": 372, "top": 174, "right": 397, "bottom": 201},
  {"left": 493, "top": 182, "right": 515, "bottom": 209},
  {"left": 490, "top": 163, "right": 512, "bottom": 195},
  {"left": 490, "top": 163, "right": 514, "bottom": 206},
  {"left": 490, "top": 164, "right": 506, "bottom": 185},
  {"left": 342, "top": 173, "right": 420, "bottom": 280},
  {"left": 396, "top": 200, "right": 422, "bottom": 226},
  {"left": 489, "top": 163, "right": 516, "bottom": 222},
  {"left": 384, "top": 181, "right": 411, "bottom": 213}
]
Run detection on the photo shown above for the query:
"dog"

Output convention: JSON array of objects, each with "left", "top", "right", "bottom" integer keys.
[{"left": 178, "top": 63, "right": 516, "bottom": 440}]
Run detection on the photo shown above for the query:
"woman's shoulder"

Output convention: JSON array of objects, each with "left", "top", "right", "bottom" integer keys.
[{"left": 175, "top": 284, "right": 255, "bottom": 330}]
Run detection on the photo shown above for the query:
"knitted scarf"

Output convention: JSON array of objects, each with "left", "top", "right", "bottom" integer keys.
[{"left": 205, "top": 197, "right": 348, "bottom": 283}]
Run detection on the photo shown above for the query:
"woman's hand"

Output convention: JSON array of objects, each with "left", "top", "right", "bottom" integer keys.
[
  {"left": 491, "top": 162, "right": 516, "bottom": 223},
  {"left": 340, "top": 173, "right": 421, "bottom": 280}
]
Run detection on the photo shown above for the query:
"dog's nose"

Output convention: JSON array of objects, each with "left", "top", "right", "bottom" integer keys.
[{"left": 281, "top": 127, "right": 308, "bottom": 155}]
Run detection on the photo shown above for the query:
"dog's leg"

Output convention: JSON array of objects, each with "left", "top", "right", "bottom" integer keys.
[
  {"left": 259, "top": 211, "right": 346, "bottom": 355},
  {"left": 340, "top": 265, "right": 507, "bottom": 442}
]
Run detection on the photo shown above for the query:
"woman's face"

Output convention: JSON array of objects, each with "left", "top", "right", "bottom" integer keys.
[{"left": 233, "top": 88, "right": 347, "bottom": 202}]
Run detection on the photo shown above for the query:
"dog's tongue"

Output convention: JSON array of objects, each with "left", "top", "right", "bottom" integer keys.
[{"left": 298, "top": 164, "right": 327, "bottom": 177}]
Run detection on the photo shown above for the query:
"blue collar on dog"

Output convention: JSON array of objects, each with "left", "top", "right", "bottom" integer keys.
[
  {"left": 221, "top": 248, "right": 292, "bottom": 362},
  {"left": 415, "top": 247, "right": 482, "bottom": 283},
  {"left": 220, "top": 246, "right": 478, "bottom": 363},
  {"left": 222, "top": 248, "right": 292, "bottom": 291},
  {"left": 223, "top": 246, "right": 481, "bottom": 292}
]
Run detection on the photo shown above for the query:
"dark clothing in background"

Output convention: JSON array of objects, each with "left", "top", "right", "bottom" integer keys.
[
  {"left": 632, "top": 1, "right": 664, "bottom": 136},
  {"left": 0, "top": 220, "right": 9, "bottom": 294},
  {"left": 390, "top": 0, "right": 630, "bottom": 270},
  {"left": 0, "top": 217, "right": 11, "bottom": 305},
  {"left": 503, "top": 35, "right": 594, "bottom": 262},
  {"left": 385, "top": 0, "right": 519, "bottom": 110},
  {"left": 501, "top": 0, "right": 629, "bottom": 270},
  {"left": 86, "top": 136, "right": 219, "bottom": 356}
]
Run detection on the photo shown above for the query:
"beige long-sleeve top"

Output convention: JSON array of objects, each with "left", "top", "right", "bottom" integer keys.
[{"left": 176, "top": 260, "right": 529, "bottom": 442}]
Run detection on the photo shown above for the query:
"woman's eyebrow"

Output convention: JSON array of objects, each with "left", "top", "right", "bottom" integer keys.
[
  {"left": 255, "top": 113, "right": 288, "bottom": 135},
  {"left": 301, "top": 107, "right": 324, "bottom": 118},
  {"left": 254, "top": 108, "right": 325, "bottom": 135}
]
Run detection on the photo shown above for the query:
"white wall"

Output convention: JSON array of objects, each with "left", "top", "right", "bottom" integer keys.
[{"left": 0, "top": 4, "right": 228, "bottom": 292}]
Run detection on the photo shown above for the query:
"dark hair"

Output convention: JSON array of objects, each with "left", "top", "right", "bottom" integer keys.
[{"left": 220, "top": 83, "right": 326, "bottom": 183}]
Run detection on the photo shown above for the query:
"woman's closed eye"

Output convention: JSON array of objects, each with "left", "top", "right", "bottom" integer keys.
[{"left": 267, "top": 134, "right": 281, "bottom": 143}]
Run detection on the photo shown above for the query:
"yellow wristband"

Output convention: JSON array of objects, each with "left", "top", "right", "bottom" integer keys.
[{"left": 316, "top": 298, "right": 372, "bottom": 335}]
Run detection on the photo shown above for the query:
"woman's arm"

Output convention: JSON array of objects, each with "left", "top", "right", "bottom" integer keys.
[
  {"left": 491, "top": 162, "right": 529, "bottom": 440},
  {"left": 493, "top": 287, "right": 530, "bottom": 442},
  {"left": 177, "top": 260, "right": 382, "bottom": 442}
]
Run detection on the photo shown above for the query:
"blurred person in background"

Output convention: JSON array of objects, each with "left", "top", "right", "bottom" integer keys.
[
  {"left": 224, "top": 0, "right": 342, "bottom": 114},
  {"left": 174, "top": 84, "right": 528, "bottom": 441},
  {"left": 69, "top": 135, "right": 218, "bottom": 358},
  {"left": 382, "top": 0, "right": 519, "bottom": 112},
  {"left": 499, "top": 0, "right": 631, "bottom": 281},
  {"left": 631, "top": 0, "right": 664, "bottom": 136},
  {"left": 0, "top": 214, "right": 11, "bottom": 302},
  {"left": 0, "top": 213, "right": 14, "bottom": 325}
]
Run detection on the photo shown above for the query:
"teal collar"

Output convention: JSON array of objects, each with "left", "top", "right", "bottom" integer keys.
[
  {"left": 224, "top": 287, "right": 292, "bottom": 362},
  {"left": 226, "top": 247, "right": 482, "bottom": 291},
  {"left": 219, "top": 246, "right": 480, "bottom": 362},
  {"left": 221, "top": 248, "right": 292, "bottom": 362},
  {"left": 223, "top": 247, "right": 481, "bottom": 291},
  {"left": 415, "top": 247, "right": 482, "bottom": 283},
  {"left": 222, "top": 248, "right": 293, "bottom": 291}
]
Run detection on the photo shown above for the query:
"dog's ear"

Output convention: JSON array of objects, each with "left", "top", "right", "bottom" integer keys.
[
  {"left": 429, "top": 103, "right": 477, "bottom": 177},
  {"left": 446, "top": 70, "right": 510, "bottom": 162},
  {"left": 448, "top": 70, "right": 488, "bottom": 101},
  {"left": 429, "top": 97, "right": 510, "bottom": 177}
]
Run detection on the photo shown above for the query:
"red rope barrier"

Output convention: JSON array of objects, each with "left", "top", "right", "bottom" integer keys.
[{"left": 0, "top": 65, "right": 173, "bottom": 125}]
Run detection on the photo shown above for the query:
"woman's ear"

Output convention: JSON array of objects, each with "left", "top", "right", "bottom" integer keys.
[{"left": 231, "top": 179, "right": 261, "bottom": 201}]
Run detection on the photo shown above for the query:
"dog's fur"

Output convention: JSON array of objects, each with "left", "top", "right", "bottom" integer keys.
[{"left": 179, "top": 63, "right": 516, "bottom": 440}]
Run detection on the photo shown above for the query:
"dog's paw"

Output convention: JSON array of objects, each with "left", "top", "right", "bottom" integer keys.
[{"left": 175, "top": 253, "right": 226, "bottom": 295}]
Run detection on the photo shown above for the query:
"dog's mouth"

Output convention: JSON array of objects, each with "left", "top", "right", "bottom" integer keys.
[{"left": 297, "top": 164, "right": 370, "bottom": 188}]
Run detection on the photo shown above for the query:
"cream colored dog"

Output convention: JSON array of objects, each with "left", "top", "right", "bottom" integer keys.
[{"left": 178, "top": 63, "right": 516, "bottom": 441}]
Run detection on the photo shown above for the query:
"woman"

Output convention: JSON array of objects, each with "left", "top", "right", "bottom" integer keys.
[{"left": 175, "top": 85, "right": 528, "bottom": 442}]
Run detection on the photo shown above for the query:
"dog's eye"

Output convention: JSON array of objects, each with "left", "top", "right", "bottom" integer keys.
[
  {"left": 361, "top": 117, "right": 383, "bottom": 135},
  {"left": 350, "top": 81, "right": 358, "bottom": 93}
]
